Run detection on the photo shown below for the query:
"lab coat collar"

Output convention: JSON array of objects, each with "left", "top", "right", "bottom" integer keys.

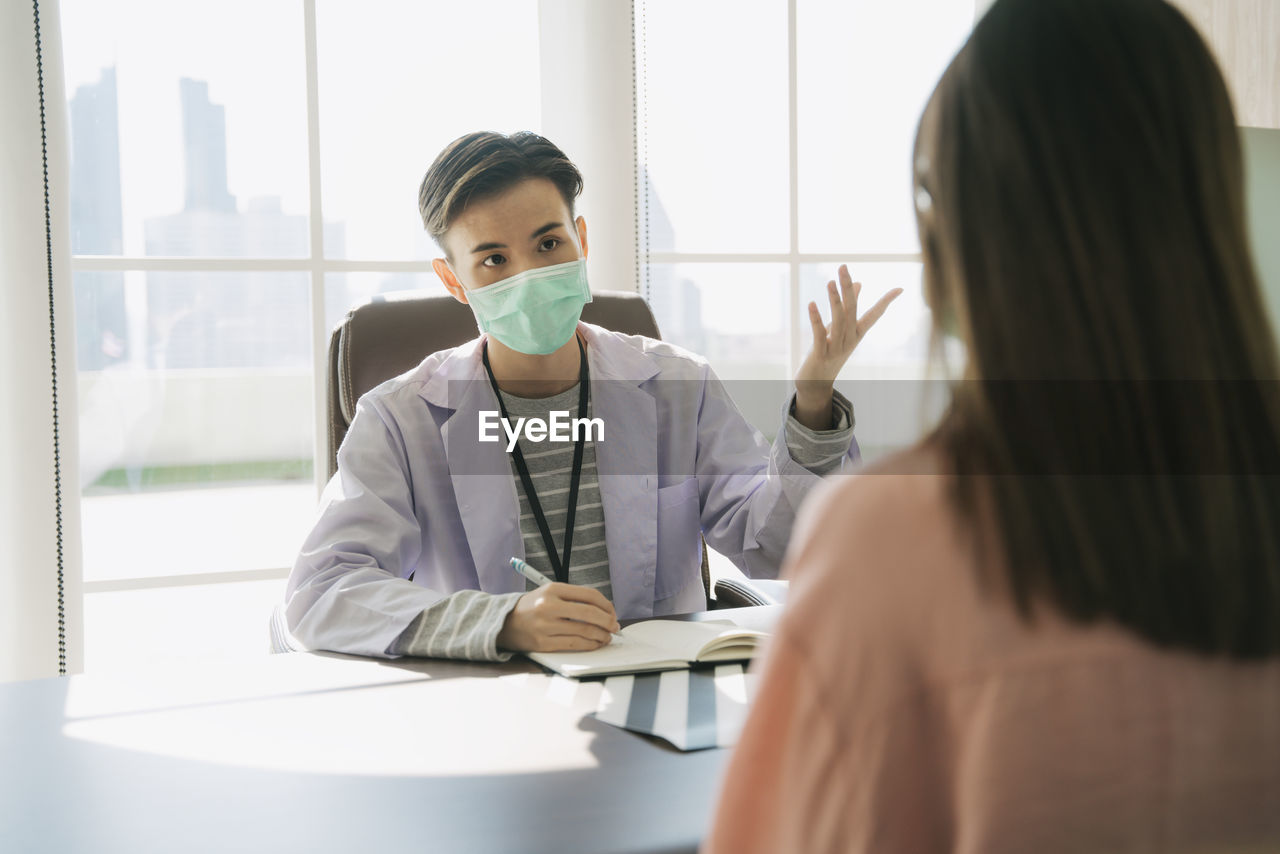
[{"left": 417, "top": 321, "right": 660, "bottom": 409}]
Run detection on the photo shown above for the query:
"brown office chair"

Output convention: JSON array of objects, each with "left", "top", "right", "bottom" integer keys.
[{"left": 325, "top": 289, "right": 717, "bottom": 608}]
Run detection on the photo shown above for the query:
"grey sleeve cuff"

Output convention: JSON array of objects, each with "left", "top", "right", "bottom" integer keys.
[
  {"left": 784, "top": 389, "right": 856, "bottom": 475},
  {"left": 387, "top": 590, "right": 525, "bottom": 661}
]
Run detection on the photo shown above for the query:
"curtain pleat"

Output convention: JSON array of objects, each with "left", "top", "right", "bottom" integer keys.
[{"left": 0, "top": 0, "right": 82, "bottom": 682}]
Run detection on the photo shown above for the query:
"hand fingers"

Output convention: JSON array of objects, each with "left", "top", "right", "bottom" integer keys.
[
  {"left": 807, "top": 301, "right": 827, "bottom": 354},
  {"left": 550, "top": 618, "right": 614, "bottom": 645},
  {"left": 548, "top": 582, "right": 618, "bottom": 621},
  {"left": 841, "top": 264, "right": 861, "bottom": 317},
  {"left": 555, "top": 600, "right": 621, "bottom": 633},
  {"left": 830, "top": 266, "right": 855, "bottom": 342},
  {"left": 520, "top": 607, "right": 614, "bottom": 647},
  {"left": 855, "top": 288, "right": 904, "bottom": 338},
  {"left": 539, "top": 632, "right": 611, "bottom": 652},
  {"left": 826, "top": 279, "right": 844, "bottom": 342},
  {"left": 531, "top": 599, "right": 615, "bottom": 646},
  {"left": 503, "top": 588, "right": 618, "bottom": 652},
  {"left": 538, "top": 583, "right": 619, "bottom": 632}
]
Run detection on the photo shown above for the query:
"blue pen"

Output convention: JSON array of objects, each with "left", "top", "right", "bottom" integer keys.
[
  {"left": 509, "top": 556, "right": 555, "bottom": 588},
  {"left": 509, "top": 557, "right": 623, "bottom": 641}
]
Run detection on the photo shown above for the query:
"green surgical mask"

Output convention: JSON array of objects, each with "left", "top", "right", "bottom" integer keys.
[{"left": 466, "top": 258, "right": 592, "bottom": 355}]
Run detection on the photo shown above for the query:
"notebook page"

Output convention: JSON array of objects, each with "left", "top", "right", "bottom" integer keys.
[
  {"left": 620, "top": 620, "right": 746, "bottom": 661},
  {"left": 527, "top": 631, "right": 684, "bottom": 677}
]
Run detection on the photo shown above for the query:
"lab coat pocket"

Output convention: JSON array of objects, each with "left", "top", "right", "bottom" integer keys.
[{"left": 654, "top": 478, "right": 702, "bottom": 599}]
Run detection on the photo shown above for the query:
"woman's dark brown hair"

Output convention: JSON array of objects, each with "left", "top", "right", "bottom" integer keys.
[{"left": 917, "top": 0, "right": 1280, "bottom": 656}]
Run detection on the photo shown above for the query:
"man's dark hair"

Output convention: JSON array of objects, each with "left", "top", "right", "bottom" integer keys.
[{"left": 418, "top": 131, "right": 584, "bottom": 255}]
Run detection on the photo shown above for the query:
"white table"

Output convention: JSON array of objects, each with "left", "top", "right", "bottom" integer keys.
[{"left": 0, "top": 605, "right": 780, "bottom": 854}]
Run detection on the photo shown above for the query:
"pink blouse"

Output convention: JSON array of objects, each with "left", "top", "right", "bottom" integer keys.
[{"left": 706, "top": 449, "right": 1280, "bottom": 853}]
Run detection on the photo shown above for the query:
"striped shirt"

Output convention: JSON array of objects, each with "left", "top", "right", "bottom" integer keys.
[
  {"left": 502, "top": 384, "right": 612, "bottom": 599},
  {"left": 390, "top": 389, "right": 855, "bottom": 661}
]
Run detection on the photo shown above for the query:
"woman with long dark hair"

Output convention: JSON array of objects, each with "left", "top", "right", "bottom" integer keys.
[{"left": 706, "top": 0, "right": 1280, "bottom": 849}]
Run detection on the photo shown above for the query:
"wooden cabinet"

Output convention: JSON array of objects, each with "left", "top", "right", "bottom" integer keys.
[{"left": 1167, "top": 0, "right": 1279, "bottom": 129}]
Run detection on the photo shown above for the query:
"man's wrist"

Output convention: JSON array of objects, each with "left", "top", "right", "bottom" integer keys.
[
  {"left": 792, "top": 387, "right": 835, "bottom": 431},
  {"left": 496, "top": 607, "right": 517, "bottom": 651}
]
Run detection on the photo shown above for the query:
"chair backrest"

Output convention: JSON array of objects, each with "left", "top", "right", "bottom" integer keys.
[{"left": 326, "top": 289, "right": 662, "bottom": 478}]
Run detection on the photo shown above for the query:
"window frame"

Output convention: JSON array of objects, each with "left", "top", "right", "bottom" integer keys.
[
  {"left": 634, "top": 0, "right": 947, "bottom": 381},
  {"left": 68, "top": 0, "right": 435, "bottom": 596}
]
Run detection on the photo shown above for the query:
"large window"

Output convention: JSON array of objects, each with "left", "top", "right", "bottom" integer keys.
[
  {"left": 62, "top": 0, "right": 541, "bottom": 670},
  {"left": 636, "top": 0, "right": 973, "bottom": 441},
  {"left": 63, "top": 0, "right": 976, "bottom": 670}
]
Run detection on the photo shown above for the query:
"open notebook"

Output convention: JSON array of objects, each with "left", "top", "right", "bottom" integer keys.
[{"left": 527, "top": 619, "right": 767, "bottom": 678}]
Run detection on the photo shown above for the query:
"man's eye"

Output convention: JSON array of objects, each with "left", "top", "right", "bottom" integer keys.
[
  {"left": 539, "top": 237, "right": 560, "bottom": 252},
  {"left": 482, "top": 253, "right": 506, "bottom": 267}
]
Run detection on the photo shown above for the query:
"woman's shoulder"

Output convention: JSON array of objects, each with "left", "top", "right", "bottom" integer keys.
[
  {"left": 766, "top": 444, "right": 976, "bottom": 718},
  {"left": 782, "top": 443, "right": 973, "bottom": 635},
  {"left": 792, "top": 445, "right": 956, "bottom": 574}
]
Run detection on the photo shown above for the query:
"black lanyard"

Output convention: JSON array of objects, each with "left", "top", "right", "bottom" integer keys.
[{"left": 481, "top": 335, "right": 589, "bottom": 584}]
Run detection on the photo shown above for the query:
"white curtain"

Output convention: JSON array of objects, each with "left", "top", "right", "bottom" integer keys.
[{"left": 0, "top": 0, "right": 83, "bottom": 682}]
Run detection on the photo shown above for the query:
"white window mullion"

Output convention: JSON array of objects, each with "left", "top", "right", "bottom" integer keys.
[
  {"left": 69, "top": 257, "right": 436, "bottom": 273},
  {"left": 787, "top": 0, "right": 802, "bottom": 378},
  {"left": 70, "top": 256, "right": 314, "bottom": 272},
  {"left": 635, "top": 0, "right": 649, "bottom": 301},
  {"left": 84, "top": 567, "right": 290, "bottom": 595},
  {"left": 538, "top": 0, "right": 639, "bottom": 293},
  {"left": 304, "top": 0, "right": 329, "bottom": 495},
  {"left": 643, "top": 252, "right": 922, "bottom": 265}
]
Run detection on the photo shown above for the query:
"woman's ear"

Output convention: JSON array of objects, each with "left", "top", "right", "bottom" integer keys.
[
  {"left": 433, "top": 257, "right": 468, "bottom": 304},
  {"left": 576, "top": 215, "right": 589, "bottom": 259}
]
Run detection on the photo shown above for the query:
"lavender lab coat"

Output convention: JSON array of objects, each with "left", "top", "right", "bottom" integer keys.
[{"left": 285, "top": 322, "right": 860, "bottom": 657}]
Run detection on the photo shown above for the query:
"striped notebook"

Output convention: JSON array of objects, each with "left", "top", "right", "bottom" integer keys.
[
  {"left": 592, "top": 664, "right": 761, "bottom": 751},
  {"left": 512, "top": 665, "right": 761, "bottom": 751}
]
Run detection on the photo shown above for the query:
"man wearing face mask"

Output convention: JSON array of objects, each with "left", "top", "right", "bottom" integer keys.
[{"left": 284, "top": 131, "right": 900, "bottom": 660}]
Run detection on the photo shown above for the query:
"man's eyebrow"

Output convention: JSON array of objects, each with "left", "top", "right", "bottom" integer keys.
[
  {"left": 468, "top": 223, "right": 563, "bottom": 255},
  {"left": 530, "top": 222, "right": 564, "bottom": 240}
]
